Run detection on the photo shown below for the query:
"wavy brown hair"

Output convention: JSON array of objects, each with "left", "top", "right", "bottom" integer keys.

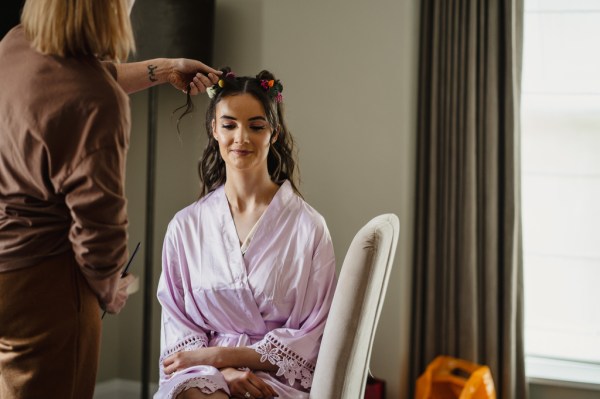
[{"left": 180, "top": 67, "right": 300, "bottom": 198}]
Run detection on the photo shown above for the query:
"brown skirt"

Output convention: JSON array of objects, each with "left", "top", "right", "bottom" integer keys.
[{"left": 0, "top": 252, "right": 101, "bottom": 399}]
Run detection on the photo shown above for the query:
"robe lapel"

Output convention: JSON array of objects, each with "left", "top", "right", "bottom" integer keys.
[
  {"left": 216, "top": 186, "right": 247, "bottom": 282},
  {"left": 240, "top": 181, "right": 293, "bottom": 266},
  {"left": 216, "top": 181, "right": 294, "bottom": 325}
]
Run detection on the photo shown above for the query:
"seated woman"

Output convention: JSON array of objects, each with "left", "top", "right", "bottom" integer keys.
[{"left": 154, "top": 68, "right": 337, "bottom": 399}]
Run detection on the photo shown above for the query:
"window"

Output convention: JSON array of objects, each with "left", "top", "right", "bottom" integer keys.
[{"left": 522, "top": 0, "right": 600, "bottom": 385}]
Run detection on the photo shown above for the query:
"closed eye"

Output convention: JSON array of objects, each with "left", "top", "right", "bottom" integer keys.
[
  {"left": 251, "top": 125, "right": 267, "bottom": 131},
  {"left": 221, "top": 124, "right": 236, "bottom": 130}
]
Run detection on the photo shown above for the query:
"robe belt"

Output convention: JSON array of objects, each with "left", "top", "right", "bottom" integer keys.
[{"left": 209, "top": 331, "right": 265, "bottom": 346}]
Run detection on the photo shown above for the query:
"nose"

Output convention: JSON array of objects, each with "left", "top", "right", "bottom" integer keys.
[{"left": 233, "top": 126, "right": 250, "bottom": 143}]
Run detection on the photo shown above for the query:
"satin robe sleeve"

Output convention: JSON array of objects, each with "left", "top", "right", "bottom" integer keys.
[
  {"left": 251, "top": 220, "right": 337, "bottom": 389},
  {"left": 155, "top": 221, "right": 229, "bottom": 398}
]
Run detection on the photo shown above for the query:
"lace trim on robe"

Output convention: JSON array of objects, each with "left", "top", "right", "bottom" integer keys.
[
  {"left": 168, "top": 376, "right": 222, "bottom": 399},
  {"left": 159, "top": 335, "right": 208, "bottom": 369},
  {"left": 252, "top": 334, "right": 315, "bottom": 389}
]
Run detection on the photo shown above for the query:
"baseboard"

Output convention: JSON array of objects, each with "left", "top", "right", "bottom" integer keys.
[{"left": 94, "top": 379, "right": 158, "bottom": 399}]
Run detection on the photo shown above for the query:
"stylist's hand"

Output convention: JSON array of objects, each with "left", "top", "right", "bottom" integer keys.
[
  {"left": 104, "top": 273, "right": 138, "bottom": 314},
  {"left": 221, "top": 368, "right": 279, "bottom": 399},
  {"left": 168, "top": 58, "right": 221, "bottom": 95}
]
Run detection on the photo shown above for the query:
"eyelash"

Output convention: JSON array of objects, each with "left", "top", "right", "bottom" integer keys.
[{"left": 221, "top": 125, "right": 267, "bottom": 131}]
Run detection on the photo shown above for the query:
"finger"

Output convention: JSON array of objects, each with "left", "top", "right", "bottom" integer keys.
[
  {"left": 125, "top": 276, "right": 140, "bottom": 294},
  {"left": 163, "top": 355, "right": 175, "bottom": 367},
  {"left": 187, "top": 82, "right": 199, "bottom": 96},
  {"left": 207, "top": 72, "right": 219, "bottom": 84},
  {"left": 120, "top": 275, "right": 138, "bottom": 292},
  {"left": 192, "top": 76, "right": 207, "bottom": 93},
  {"left": 258, "top": 380, "right": 278, "bottom": 398},
  {"left": 119, "top": 273, "right": 136, "bottom": 287},
  {"left": 162, "top": 364, "right": 173, "bottom": 376},
  {"left": 162, "top": 357, "right": 178, "bottom": 374},
  {"left": 197, "top": 63, "right": 222, "bottom": 76},
  {"left": 266, "top": 383, "right": 279, "bottom": 398},
  {"left": 249, "top": 375, "right": 276, "bottom": 398},
  {"left": 195, "top": 73, "right": 213, "bottom": 89},
  {"left": 163, "top": 364, "right": 175, "bottom": 375},
  {"left": 107, "top": 297, "right": 126, "bottom": 314},
  {"left": 243, "top": 384, "right": 262, "bottom": 399},
  {"left": 251, "top": 374, "right": 277, "bottom": 398}
]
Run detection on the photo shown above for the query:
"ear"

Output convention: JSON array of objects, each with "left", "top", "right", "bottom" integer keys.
[
  {"left": 211, "top": 119, "right": 217, "bottom": 139},
  {"left": 271, "top": 127, "right": 279, "bottom": 144}
]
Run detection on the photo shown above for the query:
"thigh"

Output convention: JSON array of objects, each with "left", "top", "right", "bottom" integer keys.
[
  {"left": 0, "top": 253, "right": 101, "bottom": 399},
  {"left": 177, "top": 388, "right": 229, "bottom": 399}
]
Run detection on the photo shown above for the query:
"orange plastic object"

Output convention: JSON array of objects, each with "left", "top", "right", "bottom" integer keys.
[{"left": 414, "top": 356, "right": 496, "bottom": 399}]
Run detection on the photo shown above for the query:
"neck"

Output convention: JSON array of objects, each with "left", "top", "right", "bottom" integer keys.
[{"left": 224, "top": 168, "right": 279, "bottom": 212}]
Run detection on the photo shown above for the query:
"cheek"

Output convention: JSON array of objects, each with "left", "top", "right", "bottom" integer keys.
[
  {"left": 216, "top": 138, "right": 228, "bottom": 154},
  {"left": 213, "top": 130, "right": 229, "bottom": 145},
  {"left": 258, "top": 133, "right": 273, "bottom": 148}
]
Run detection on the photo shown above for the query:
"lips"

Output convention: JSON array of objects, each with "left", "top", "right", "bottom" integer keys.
[{"left": 230, "top": 148, "right": 252, "bottom": 156}]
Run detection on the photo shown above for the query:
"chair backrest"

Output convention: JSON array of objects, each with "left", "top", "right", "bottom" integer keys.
[{"left": 311, "top": 214, "right": 400, "bottom": 398}]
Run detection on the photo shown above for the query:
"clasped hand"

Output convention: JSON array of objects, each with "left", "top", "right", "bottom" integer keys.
[
  {"left": 164, "top": 348, "right": 278, "bottom": 398},
  {"left": 221, "top": 368, "right": 278, "bottom": 399},
  {"left": 163, "top": 347, "right": 223, "bottom": 375}
]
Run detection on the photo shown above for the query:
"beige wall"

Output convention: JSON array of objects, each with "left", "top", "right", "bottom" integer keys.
[{"left": 97, "top": 1, "right": 420, "bottom": 398}]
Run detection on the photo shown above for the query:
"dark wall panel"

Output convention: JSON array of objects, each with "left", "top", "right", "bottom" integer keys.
[
  {"left": 1, "top": 0, "right": 25, "bottom": 39},
  {"left": 130, "top": 0, "right": 215, "bottom": 64}
]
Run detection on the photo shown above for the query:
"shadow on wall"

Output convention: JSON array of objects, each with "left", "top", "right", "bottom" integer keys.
[{"left": 212, "top": 0, "right": 264, "bottom": 71}]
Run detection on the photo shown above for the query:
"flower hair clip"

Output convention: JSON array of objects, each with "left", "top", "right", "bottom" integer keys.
[
  {"left": 205, "top": 72, "right": 284, "bottom": 104},
  {"left": 206, "top": 84, "right": 218, "bottom": 99},
  {"left": 206, "top": 72, "right": 236, "bottom": 99},
  {"left": 206, "top": 79, "right": 223, "bottom": 99},
  {"left": 260, "top": 79, "right": 284, "bottom": 103}
]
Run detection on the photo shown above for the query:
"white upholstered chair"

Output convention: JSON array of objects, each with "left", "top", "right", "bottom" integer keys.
[{"left": 310, "top": 214, "right": 400, "bottom": 398}]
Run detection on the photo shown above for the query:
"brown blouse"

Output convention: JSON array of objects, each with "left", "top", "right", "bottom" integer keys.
[{"left": 0, "top": 26, "right": 130, "bottom": 306}]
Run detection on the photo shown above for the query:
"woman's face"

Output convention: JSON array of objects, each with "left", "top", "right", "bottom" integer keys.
[{"left": 212, "top": 93, "right": 277, "bottom": 175}]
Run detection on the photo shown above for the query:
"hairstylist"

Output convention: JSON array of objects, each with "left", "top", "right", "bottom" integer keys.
[{"left": 0, "top": 1, "right": 219, "bottom": 398}]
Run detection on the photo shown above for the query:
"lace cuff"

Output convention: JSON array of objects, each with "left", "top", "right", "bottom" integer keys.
[
  {"left": 159, "top": 335, "right": 208, "bottom": 373},
  {"left": 169, "top": 376, "right": 222, "bottom": 399},
  {"left": 252, "top": 334, "right": 315, "bottom": 389}
]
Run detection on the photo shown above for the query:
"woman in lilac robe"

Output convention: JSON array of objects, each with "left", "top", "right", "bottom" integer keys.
[{"left": 154, "top": 69, "right": 336, "bottom": 399}]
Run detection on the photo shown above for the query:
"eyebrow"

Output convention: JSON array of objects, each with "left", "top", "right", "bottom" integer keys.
[{"left": 220, "top": 115, "right": 268, "bottom": 122}]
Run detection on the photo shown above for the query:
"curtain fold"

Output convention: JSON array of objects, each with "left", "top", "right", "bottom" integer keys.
[{"left": 409, "top": 1, "right": 526, "bottom": 398}]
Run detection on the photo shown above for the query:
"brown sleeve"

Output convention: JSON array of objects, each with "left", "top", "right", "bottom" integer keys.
[{"left": 59, "top": 145, "right": 128, "bottom": 307}]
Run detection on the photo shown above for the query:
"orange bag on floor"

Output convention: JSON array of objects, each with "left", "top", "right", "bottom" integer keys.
[{"left": 414, "top": 356, "right": 496, "bottom": 399}]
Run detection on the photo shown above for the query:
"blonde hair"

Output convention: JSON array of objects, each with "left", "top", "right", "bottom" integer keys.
[{"left": 21, "top": 0, "right": 135, "bottom": 61}]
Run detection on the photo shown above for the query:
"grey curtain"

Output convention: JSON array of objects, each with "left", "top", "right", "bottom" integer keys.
[{"left": 409, "top": 1, "right": 526, "bottom": 399}]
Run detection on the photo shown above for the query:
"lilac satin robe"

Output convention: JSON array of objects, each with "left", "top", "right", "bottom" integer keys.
[{"left": 154, "top": 181, "right": 337, "bottom": 399}]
